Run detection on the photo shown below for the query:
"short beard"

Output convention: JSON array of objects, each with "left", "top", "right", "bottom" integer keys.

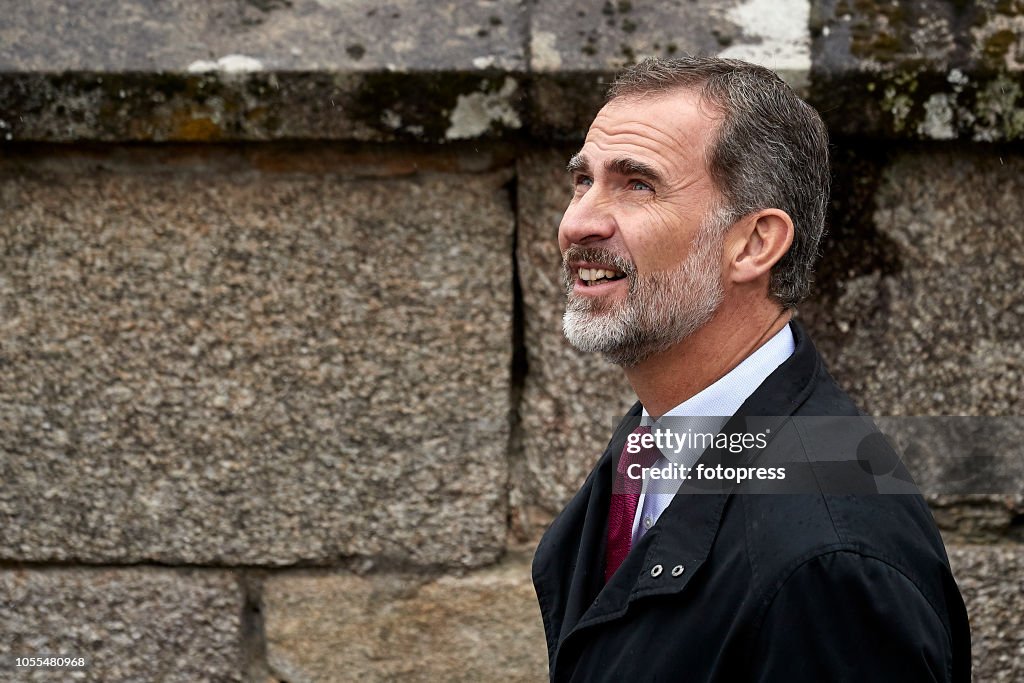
[{"left": 561, "top": 213, "right": 727, "bottom": 368}]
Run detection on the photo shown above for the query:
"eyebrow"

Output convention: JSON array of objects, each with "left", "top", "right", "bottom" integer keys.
[
  {"left": 566, "top": 153, "right": 589, "bottom": 175},
  {"left": 566, "top": 153, "right": 665, "bottom": 186}
]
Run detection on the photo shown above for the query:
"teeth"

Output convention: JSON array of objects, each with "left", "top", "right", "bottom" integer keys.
[{"left": 578, "top": 267, "right": 623, "bottom": 284}]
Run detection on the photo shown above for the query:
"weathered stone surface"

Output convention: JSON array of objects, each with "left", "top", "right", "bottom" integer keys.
[
  {"left": 801, "top": 148, "right": 1024, "bottom": 416},
  {"left": 0, "top": 568, "right": 243, "bottom": 682},
  {"left": 0, "top": 1, "right": 528, "bottom": 142},
  {"left": 530, "top": 0, "right": 810, "bottom": 75},
  {"left": 0, "top": 0, "right": 527, "bottom": 73},
  {"left": 930, "top": 495, "right": 1024, "bottom": 545},
  {"left": 948, "top": 545, "right": 1024, "bottom": 683},
  {"left": 0, "top": 71, "right": 529, "bottom": 144},
  {"left": 7, "top": 0, "right": 1023, "bottom": 141},
  {"left": 815, "top": 0, "right": 1024, "bottom": 74},
  {"left": 0, "top": 146, "right": 513, "bottom": 567},
  {"left": 802, "top": 146, "right": 1024, "bottom": 531},
  {"left": 812, "top": 0, "right": 1024, "bottom": 140},
  {"left": 527, "top": 0, "right": 811, "bottom": 138},
  {"left": 512, "top": 149, "right": 636, "bottom": 532},
  {"left": 263, "top": 552, "right": 547, "bottom": 682}
]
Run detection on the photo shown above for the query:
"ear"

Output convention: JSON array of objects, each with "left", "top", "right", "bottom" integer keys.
[{"left": 726, "top": 209, "right": 794, "bottom": 285}]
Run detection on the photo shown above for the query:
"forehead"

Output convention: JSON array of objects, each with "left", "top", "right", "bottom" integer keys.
[{"left": 581, "top": 90, "right": 720, "bottom": 176}]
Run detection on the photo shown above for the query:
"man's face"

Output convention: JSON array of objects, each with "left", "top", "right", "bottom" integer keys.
[{"left": 558, "top": 90, "right": 729, "bottom": 367}]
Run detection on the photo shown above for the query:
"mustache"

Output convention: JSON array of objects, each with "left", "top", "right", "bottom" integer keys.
[{"left": 561, "top": 245, "right": 637, "bottom": 279}]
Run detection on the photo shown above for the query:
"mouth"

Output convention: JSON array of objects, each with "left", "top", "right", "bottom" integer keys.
[{"left": 572, "top": 262, "right": 628, "bottom": 291}]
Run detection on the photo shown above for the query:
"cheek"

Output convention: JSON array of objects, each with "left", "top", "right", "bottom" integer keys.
[{"left": 628, "top": 208, "right": 696, "bottom": 273}]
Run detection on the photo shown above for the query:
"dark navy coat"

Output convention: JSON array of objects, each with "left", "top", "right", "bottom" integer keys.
[{"left": 532, "top": 322, "right": 971, "bottom": 682}]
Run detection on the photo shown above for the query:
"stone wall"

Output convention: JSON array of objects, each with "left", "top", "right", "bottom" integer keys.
[{"left": 1, "top": 2, "right": 1022, "bottom": 681}]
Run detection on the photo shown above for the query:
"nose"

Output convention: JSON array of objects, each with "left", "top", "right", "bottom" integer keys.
[{"left": 558, "top": 191, "right": 616, "bottom": 251}]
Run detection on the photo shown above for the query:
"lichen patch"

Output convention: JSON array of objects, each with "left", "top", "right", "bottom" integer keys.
[
  {"left": 918, "top": 93, "right": 956, "bottom": 140},
  {"left": 531, "top": 31, "right": 562, "bottom": 71},
  {"left": 444, "top": 78, "right": 521, "bottom": 140}
]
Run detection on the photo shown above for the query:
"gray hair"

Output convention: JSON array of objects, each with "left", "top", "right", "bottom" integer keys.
[{"left": 607, "top": 56, "right": 830, "bottom": 308}]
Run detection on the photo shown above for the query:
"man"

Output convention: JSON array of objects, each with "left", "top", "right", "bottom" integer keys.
[{"left": 532, "top": 57, "right": 970, "bottom": 681}]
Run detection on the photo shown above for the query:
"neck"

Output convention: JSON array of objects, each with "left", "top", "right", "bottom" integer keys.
[{"left": 624, "top": 302, "right": 792, "bottom": 418}]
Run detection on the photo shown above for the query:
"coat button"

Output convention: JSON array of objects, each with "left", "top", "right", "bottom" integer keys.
[
  {"left": 671, "top": 564, "right": 685, "bottom": 577},
  {"left": 650, "top": 564, "right": 663, "bottom": 577}
]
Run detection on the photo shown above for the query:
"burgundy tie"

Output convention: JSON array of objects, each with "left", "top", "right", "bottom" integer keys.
[{"left": 605, "top": 426, "right": 662, "bottom": 582}]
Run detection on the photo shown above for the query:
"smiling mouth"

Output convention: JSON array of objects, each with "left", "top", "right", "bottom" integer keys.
[{"left": 578, "top": 267, "right": 627, "bottom": 286}]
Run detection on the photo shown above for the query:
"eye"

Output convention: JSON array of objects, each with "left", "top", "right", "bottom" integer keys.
[
  {"left": 629, "top": 180, "right": 654, "bottom": 192},
  {"left": 571, "top": 175, "right": 593, "bottom": 195}
]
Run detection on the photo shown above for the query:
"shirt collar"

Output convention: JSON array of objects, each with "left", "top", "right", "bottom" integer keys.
[
  {"left": 640, "top": 323, "right": 796, "bottom": 466},
  {"left": 643, "top": 323, "right": 795, "bottom": 420}
]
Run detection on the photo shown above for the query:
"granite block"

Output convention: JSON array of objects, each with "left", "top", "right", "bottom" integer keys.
[
  {"left": 802, "top": 149, "right": 1024, "bottom": 416},
  {"left": 263, "top": 552, "right": 547, "bottom": 682},
  {"left": 0, "top": 567, "right": 243, "bottom": 683},
  {"left": 949, "top": 545, "right": 1024, "bottom": 683},
  {"left": 0, "top": 147, "right": 513, "bottom": 567}
]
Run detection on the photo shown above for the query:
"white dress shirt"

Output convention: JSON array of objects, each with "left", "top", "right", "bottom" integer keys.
[{"left": 632, "top": 324, "right": 796, "bottom": 544}]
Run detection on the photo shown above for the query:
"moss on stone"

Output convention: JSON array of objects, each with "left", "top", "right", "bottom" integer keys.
[
  {"left": 811, "top": 63, "right": 1024, "bottom": 142},
  {"left": 993, "top": 0, "right": 1024, "bottom": 15},
  {"left": 982, "top": 30, "right": 1017, "bottom": 64},
  {"left": 344, "top": 72, "right": 519, "bottom": 142},
  {"left": 173, "top": 114, "right": 223, "bottom": 141},
  {"left": 871, "top": 32, "right": 903, "bottom": 59},
  {"left": 973, "top": 74, "right": 1024, "bottom": 140},
  {"left": 840, "top": 0, "right": 921, "bottom": 63}
]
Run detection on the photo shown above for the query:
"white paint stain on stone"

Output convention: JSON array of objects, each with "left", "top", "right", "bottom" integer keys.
[
  {"left": 918, "top": 93, "right": 956, "bottom": 140},
  {"left": 531, "top": 31, "right": 562, "bottom": 71},
  {"left": 445, "top": 77, "right": 521, "bottom": 140},
  {"left": 947, "top": 69, "right": 969, "bottom": 88},
  {"left": 187, "top": 54, "right": 265, "bottom": 74},
  {"left": 718, "top": 0, "right": 811, "bottom": 76},
  {"left": 473, "top": 56, "right": 496, "bottom": 69},
  {"left": 381, "top": 110, "right": 402, "bottom": 130}
]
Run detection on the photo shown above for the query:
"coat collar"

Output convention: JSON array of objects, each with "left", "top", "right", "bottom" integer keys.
[{"left": 544, "top": 320, "right": 823, "bottom": 654}]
